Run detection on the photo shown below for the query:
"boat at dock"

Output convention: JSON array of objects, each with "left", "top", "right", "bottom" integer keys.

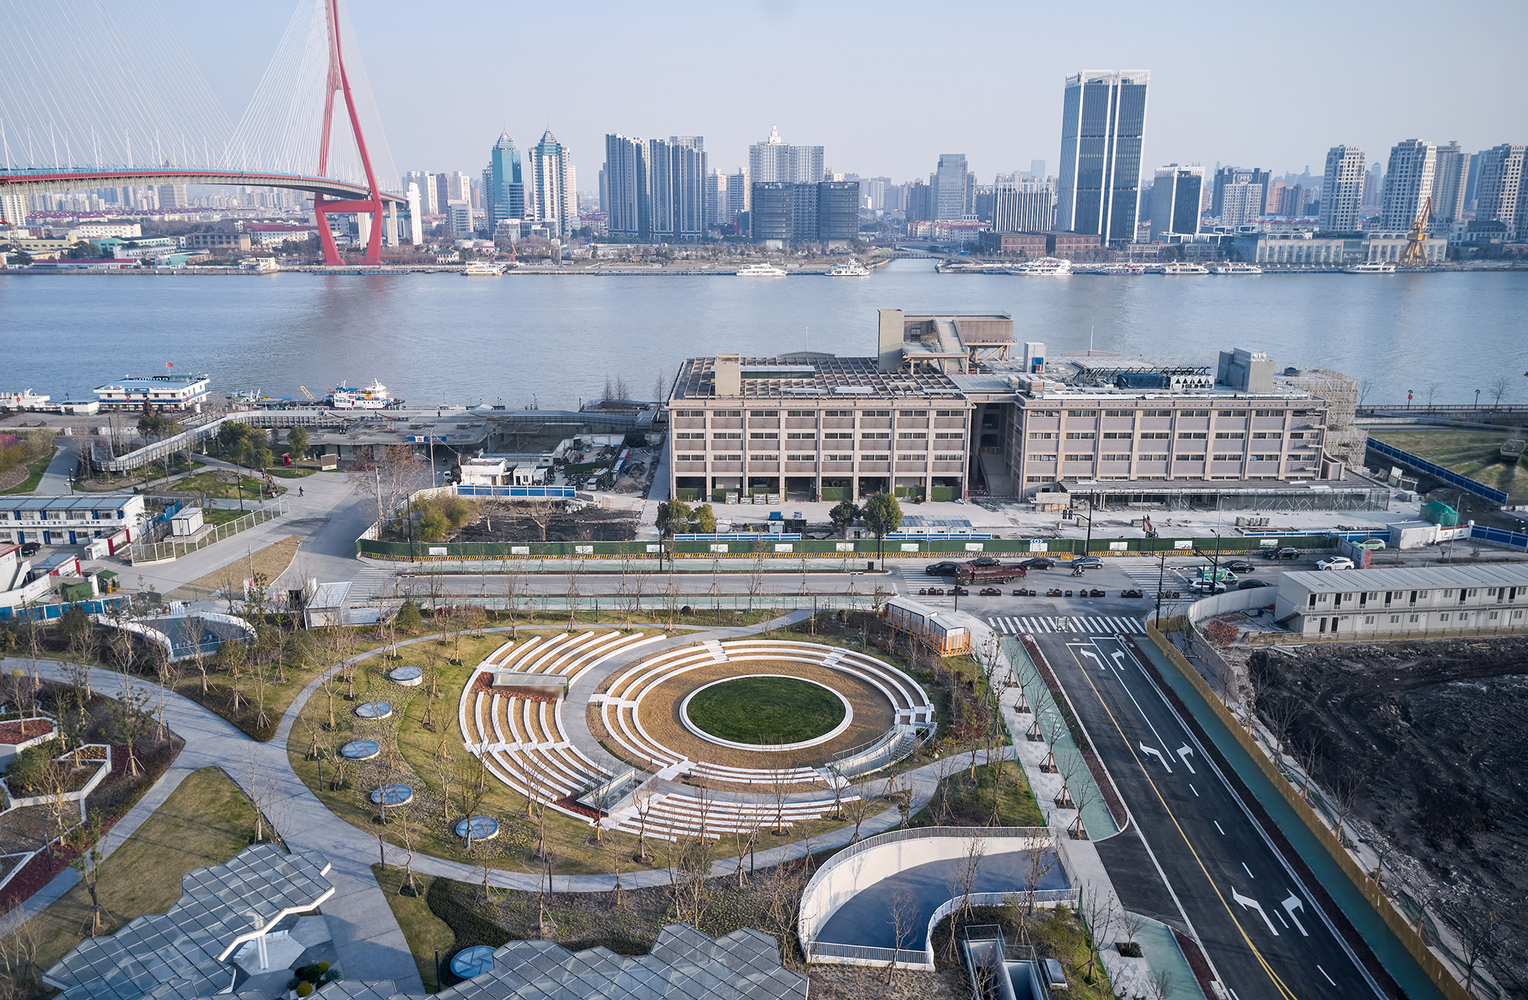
[
  {"left": 1345, "top": 261, "right": 1397, "bottom": 273},
  {"left": 1212, "top": 262, "right": 1262, "bottom": 274},
  {"left": 462, "top": 261, "right": 505, "bottom": 276},
  {"left": 737, "top": 263, "right": 788, "bottom": 277},
  {"left": 1162, "top": 262, "right": 1210, "bottom": 275},
  {"left": 329, "top": 379, "right": 399, "bottom": 410},
  {"left": 827, "top": 261, "right": 869, "bottom": 276},
  {"left": 1015, "top": 257, "right": 1073, "bottom": 275}
]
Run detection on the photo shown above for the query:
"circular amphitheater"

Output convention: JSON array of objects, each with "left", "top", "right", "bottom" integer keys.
[{"left": 457, "top": 630, "right": 935, "bottom": 842}]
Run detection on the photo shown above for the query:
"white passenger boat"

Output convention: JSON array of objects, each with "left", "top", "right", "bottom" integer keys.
[
  {"left": 737, "top": 263, "right": 788, "bottom": 277},
  {"left": 330, "top": 379, "right": 397, "bottom": 410},
  {"left": 1015, "top": 256, "right": 1073, "bottom": 275},
  {"left": 1162, "top": 262, "right": 1210, "bottom": 275},
  {"left": 827, "top": 261, "right": 870, "bottom": 276},
  {"left": 462, "top": 261, "right": 504, "bottom": 276},
  {"left": 1345, "top": 261, "right": 1397, "bottom": 273},
  {"left": 1211, "top": 262, "right": 1262, "bottom": 274},
  {"left": 238, "top": 257, "right": 278, "bottom": 273}
]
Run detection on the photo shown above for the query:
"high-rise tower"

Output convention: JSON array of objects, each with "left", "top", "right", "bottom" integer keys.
[
  {"left": 1475, "top": 144, "right": 1525, "bottom": 236},
  {"left": 1380, "top": 140, "right": 1437, "bottom": 230},
  {"left": 1318, "top": 145, "right": 1365, "bottom": 230},
  {"left": 1149, "top": 164, "right": 1203, "bottom": 240},
  {"left": 486, "top": 133, "right": 524, "bottom": 236},
  {"left": 1055, "top": 70, "right": 1150, "bottom": 243},
  {"left": 1430, "top": 142, "right": 1471, "bottom": 225},
  {"left": 526, "top": 130, "right": 576, "bottom": 237},
  {"left": 934, "top": 154, "right": 969, "bottom": 220}
]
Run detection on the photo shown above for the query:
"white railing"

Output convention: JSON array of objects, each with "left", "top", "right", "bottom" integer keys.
[{"left": 126, "top": 500, "right": 286, "bottom": 564}]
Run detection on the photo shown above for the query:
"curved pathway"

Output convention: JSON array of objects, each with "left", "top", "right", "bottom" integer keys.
[{"left": 0, "top": 611, "right": 999, "bottom": 985}]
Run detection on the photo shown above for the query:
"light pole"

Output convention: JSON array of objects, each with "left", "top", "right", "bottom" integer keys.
[{"left": 1475, "top": 389, "right": 1481, "bottom": 409}]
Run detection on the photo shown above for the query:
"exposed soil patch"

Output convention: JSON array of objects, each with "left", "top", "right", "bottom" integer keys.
[
  {"left": 0, "top": 719, "right": 55, "bottom": 744},
  {"left": 383, "top": 503, "right": 638, "bottom": 544},
  {"left": 1249, "top": 636, "right": 1528, "bottom": 994}
]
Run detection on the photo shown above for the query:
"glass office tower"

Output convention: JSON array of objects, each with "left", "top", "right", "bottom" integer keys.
[{"left": 1055, "top": 70, "right": 1150, "bottom": 244}]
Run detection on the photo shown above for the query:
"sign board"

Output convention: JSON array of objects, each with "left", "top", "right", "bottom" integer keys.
[
  {"left": 574, "top": 545, "right": 593, "bottom": 555},
  {"left": 1109, "top": 541, "right": 1127, "bottom": 551},
  {"left": 836, "top": 542, "right": 854, "bottom": 551},
  {"left": 1259, "top": 538, "right": 1277, "bottom": 547},
  {"left": 709, "top": 544, "right": 729, "bottom": 553},
  {"left": 774, "top": 543, "right": 793, "bottom": 553},
  {"left": 965, "top": 543, "right": 984, "bottom": 552},
  {"left": 511, "top": 545, "right": 530, "bottom": 555},
  {"left": 900, "top": 543, "right": 920, "bottom": 552},
  {"left": 1174, "top": 540, "right": 1193, "bottom": 550},
  {"left": 428, "top": 547, "right": 447, "bottom": 556},
  {"left": 646, "top": 544, "right": 660, "bottom": 553},
  {"left": 1029, "top": 540, "right": 1049, "bottom": 552}
]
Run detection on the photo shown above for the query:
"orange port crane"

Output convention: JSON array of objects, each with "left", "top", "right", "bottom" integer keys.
[{"left": 1400, "top": 196, "right": 1433, "bottom": 266}]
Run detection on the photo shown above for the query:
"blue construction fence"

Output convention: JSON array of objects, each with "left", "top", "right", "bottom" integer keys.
[
  {"left": 0, "top": 595, "right": 130, "bottom": 622},
  {"left": 1472, "top": 524, "right": 1528, "bottom": 552},
  {"left": 1368, "top": 438, "right": 1509, "bottom": 505},
  {"left": 455, "top": 485, "right": 576, "bottom": 499}
]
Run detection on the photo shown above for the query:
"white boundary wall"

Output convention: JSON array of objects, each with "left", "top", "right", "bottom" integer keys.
[{"left": 799, "top": 826, "right": 1057, "bottom": 968}]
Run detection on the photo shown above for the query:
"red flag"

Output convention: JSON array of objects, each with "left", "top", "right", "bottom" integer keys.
[{"left": 166, "top": 361, "right": 173, "bottom": 368}]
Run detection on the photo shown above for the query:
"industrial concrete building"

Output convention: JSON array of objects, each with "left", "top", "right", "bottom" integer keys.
[
  {"left": 667, "top": 311, "right": 1380, "bottom": 511},
  {"left": 0, "top": 495, "right": 147, "bottom": 547},
  {"left": 1273, "top": 564, "right": 1528, "bottom": 638}
]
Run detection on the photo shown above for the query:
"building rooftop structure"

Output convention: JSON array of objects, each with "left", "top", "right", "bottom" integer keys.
[
  {"left": 672, "top": 353, "right": 969, "bottom": 401},
  {"left": 1279, "top": 563, "right": 1528, "bottom": 597},
  {"left": 46, "top": 845, "right": 334, "bottom": 1000},
  {"left": 311, "top": 924, "right": 808, "bottom": 1000}
]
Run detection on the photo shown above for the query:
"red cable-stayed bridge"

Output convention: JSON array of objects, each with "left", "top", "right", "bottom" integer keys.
[{"left": 0, "top": 0, "right": 404, "bottom": 265}]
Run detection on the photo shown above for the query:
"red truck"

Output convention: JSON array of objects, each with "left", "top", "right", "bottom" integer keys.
[{"left": 956, "top": 557, "right": 1028, "bottom": 585}]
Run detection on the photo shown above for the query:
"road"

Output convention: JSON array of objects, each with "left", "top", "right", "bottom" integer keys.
[{"left": 1033, "top": 627, "right": 1381, "bottom": 1000}]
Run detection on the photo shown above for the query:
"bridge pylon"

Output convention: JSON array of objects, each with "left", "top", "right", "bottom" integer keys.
[{"left": 313, "top": 0, "right": 385, "bottom": 265}]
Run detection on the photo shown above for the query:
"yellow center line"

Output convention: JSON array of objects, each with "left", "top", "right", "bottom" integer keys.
[{"left": 1063, "top": 642, "right": 1302, "bottom": 1000}]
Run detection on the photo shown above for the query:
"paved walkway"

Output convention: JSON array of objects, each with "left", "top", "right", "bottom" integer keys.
[{"left": 34, "top": 438, "right": 78, "bottom": 496}]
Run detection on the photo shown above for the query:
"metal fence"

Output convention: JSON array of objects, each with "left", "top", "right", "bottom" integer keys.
[
  {"left": 126, "top": 500, "right": 287, "bottom": 563},
  {"left": 1367, "top": 438, "right": 1509, "bottom": 505},
  {"left": 1472, "top": 524, "right": 1528, "bottom": 552}
]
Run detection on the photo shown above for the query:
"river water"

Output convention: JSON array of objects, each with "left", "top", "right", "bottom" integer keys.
[{"left": 2, "top": 261, "right": 1524, "bottom": 409}]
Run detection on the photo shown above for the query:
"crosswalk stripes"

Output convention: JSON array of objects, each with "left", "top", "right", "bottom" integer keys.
[{"left": 987, "top": 615, "right": 1144, "bottom": 636}]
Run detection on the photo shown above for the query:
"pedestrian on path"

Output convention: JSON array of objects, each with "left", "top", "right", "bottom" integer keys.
[{"left": 298, "top": 486, "right": 303, "bottom": 497}]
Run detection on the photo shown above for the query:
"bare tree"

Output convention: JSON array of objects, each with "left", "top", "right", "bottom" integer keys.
[
  {"left": 844, "top": 775, "right": 874, "bottom": 842},
  {"left": 1488, "top": 374, "right": 1511, "bottom": 410},
  {"left": 1077, "top": 882, "right": 1118, "bottom": 979},
  {"left": 1451, "top": 902, "right": 1501, "bottom": 997},
  {"left": 887, "top": 886, "right": 917, "bottom": 985},
  {"left": 1145, "top": 968, "right": 1177, "bottom": 1000},
  {"left": 631, "top": 784, "right": 656, "bottom": 863}
]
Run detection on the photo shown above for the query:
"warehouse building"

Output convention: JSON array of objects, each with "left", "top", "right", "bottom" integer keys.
[
  {"left": 1273, "top": 564, "right": 1528, "bottom": 638},
  {"left": 667, "top": 309, "right": 1382, "bottom": 511}
]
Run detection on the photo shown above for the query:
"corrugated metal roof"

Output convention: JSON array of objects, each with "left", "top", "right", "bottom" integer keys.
[
  {"left": 1280, "top": 564, "right": 1528, "bottom": 595},
  {"left": 0, "top": 495, "right": 139, "bottom": 512}
]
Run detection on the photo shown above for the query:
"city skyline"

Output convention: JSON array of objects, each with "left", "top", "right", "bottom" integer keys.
[{"left": 171, "top": 0, "right": 1528, "bottom": 191}]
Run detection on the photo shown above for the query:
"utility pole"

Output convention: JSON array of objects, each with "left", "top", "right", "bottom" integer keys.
[{"left": 1155, "top": 551, "right": 1167, "bottom": 624}]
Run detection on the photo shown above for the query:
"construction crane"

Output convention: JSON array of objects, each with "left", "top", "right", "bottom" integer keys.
[
  {"left": 298, "top": 385, "right": 317, "bottom": 402},
  {"left": 1400, "top": 195, "right": 1433, "bottom": 267}
]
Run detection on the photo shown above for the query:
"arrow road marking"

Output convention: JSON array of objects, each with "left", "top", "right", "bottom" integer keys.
[
  {"left": 1317, "top": 964, "right": 1336, "bottom": 986},
  {"left": 1110, "top": 651, "right": 1128, "bottom": 671},
  {"left": 1079, "top": 648, "right": 1104, "bottom": 671},
  {"left": 1176, "top": 744, "right": 1197, "bottom": 773},
  {"left": 1281, "top": 890, "right": 1309, "bottom": 936},
  {"left": 1139, "top": 743, "right": 1172, "bottom": 772},
  {"left": 1232, "top": 889, "right": 1279, "bottom": 936},
  {"left": 1214, "top": 820, "right": 1226, "bottom": 835},
  {"left": 1242, "top": 862, "right": 1254, "bottom": 879}
]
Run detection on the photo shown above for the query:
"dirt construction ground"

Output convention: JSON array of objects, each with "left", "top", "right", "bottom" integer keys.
[{"left": 1249, "top": 636, "right": 1528, "bottom": 997}]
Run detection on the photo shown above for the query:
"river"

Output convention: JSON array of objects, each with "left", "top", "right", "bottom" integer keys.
[{"left": 1, "top": 261, "right": 1524, "bottom": 408}]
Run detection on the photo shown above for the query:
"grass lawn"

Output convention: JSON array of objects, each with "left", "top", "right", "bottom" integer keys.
[
  {"left": 267, "top": 466, "right": 317, "bottom": 479},
  {"left": 371, "top": 866, "right": 454, "bottom": 992},
  {"left": 202, "top": 508, "right": 246, "bottom": 527},
  {"left": 1368, "top": 429, "right": 1527, "bottom": 503},
  {"left": 685, "top": 676, "right": 845, "bottom": 744},
  {"left": 75, "top": 459, "right": 205, "bottom": 493},
  {"left": 0, "top": 451, "right": 55, "bottom": 496},
  {"left": 286, "top": 627, "right": 872, "bottom": 875},
  {"left": 163, "top": 535, "right": 303, "bottom": 604},
  {"left": 171, "top": 469, "right": 285, "bottom": 501},
  {"left": 911, "top": 760, "right": 1043, "bottom": 828},
  {"left": 3, "top": 767, "right": 261, "bottom": 994}
]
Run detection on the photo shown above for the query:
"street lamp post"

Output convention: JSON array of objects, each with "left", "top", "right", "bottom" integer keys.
[{"left": 1475, "top": 389, "right": 1481, "bottom": 409}]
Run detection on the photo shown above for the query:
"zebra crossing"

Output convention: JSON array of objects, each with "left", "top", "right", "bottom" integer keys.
[{"left": 987, "top": 615, "right": 1145, "bottom": 635}]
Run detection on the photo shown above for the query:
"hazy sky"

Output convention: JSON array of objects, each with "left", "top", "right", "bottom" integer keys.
[{"left": 178, "top": 0, "right": 1528, "bottom": 190}]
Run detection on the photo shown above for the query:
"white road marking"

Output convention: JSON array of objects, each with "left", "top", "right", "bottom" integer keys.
[
  {"left": 1214, "top": 820, "right": 1226, "bottom": 835},
  {"left": 1242, "top": 862, "right": 1255, "bottom": 879},
  {"left": 1232, "top": 889, "right": 1279, "bottom": 936},
  {"left": 1079, "top": 648, "right": 1105, "bottom": 671},
  {"left": 1317, "top": 965, "right": 1336, "bottom": 986},
  {"left": 1282, "top": 890, "right": 1309, "bottom": 937},
  {"left": 1177, "top": 744, "right": 1197, "bottom": 773},
  {"left": 1190, "top": 784, "right": 1199, "bottom": 797},
  {"left": 1139, "top": 743, "right": 1172, "bottom": 772},
  {"left": 1275, "top": 908, "right": 1289, "bottom": 929}
]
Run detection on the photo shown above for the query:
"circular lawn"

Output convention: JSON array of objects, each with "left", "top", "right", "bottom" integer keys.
[{"left": 683, "top": 675, "right": 847, "bottom": 746}]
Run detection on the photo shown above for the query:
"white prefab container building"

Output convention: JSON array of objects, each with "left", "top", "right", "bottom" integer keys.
[
  {"left": 1273, "top": 564, "right": 1528, "bottom": 639},
  {"left": 169, "top": 508, "right": 204, "bottom": 536}
]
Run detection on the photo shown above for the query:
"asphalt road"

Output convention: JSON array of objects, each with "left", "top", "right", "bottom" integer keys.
[{"left": 1033, "top": 629, "right": 1382, "bottom": 1000}]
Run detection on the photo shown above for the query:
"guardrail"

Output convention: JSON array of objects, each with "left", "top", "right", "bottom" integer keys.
[
  {"left": 126, "top": 500, "right": 287, "bottom": 564},
  {"left": 1366, "top": 438, "right": 1508, "bottom": 505}
]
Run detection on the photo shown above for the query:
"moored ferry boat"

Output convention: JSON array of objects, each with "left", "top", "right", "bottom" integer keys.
[
  {"left": 1345, "top": 261, "right": 1397, "bottom": 273},
  {"left": 462, "top": 261, "right": 504, "bottom": 276},
  {"left": 1016, "top": 256, "right": 1073, "bottom": 275},
  {"left": 329, "top": 379, "right": 398, "bottom": 409},
  {"left": 1162, "top": 262, "right": 1210, "bottom": 275},
  {"left": 737, "top": 263, "right": 788, "bottom": 276},
  {"left": 827, "top": 261, "right": 870, "bottom": 276},
  {"left": 1212, "top": 262, "right": 1263, "bottom": 274}
]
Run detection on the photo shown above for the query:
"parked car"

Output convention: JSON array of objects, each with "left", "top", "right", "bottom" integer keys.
[
  {"left": 970, "top": 555, "right": 1000, "bottom": 567},
  {"left": 1317, "top": 556, "right": 1355, "bottom": 571},
  {"left": 19, "top": 542, "right": 39, "bottom": 556},
  {"left": 925, "top": 561, "right": 959, "bottom": 577},
  {"left": 1020, "top": 557, "right": 1056, "bottom": 570},
  {"left": 1237, "top": 579, "right": 1272, "bottom": 590},
  {"left": 1188, "top": 579, "right": 1227, "bottom": 594},
  {"left": 1223, "top": 560, "right": 1255, "bottom": 573},
  {"left": 1355, "top": 538, "right": 1387, "bottom": 550},
  {"left": 1072, "top": 556, "right": 1104, "bottom": 570},
  {"left": 1266, "top": 546, "right": 1301, "bottom": 560}
]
